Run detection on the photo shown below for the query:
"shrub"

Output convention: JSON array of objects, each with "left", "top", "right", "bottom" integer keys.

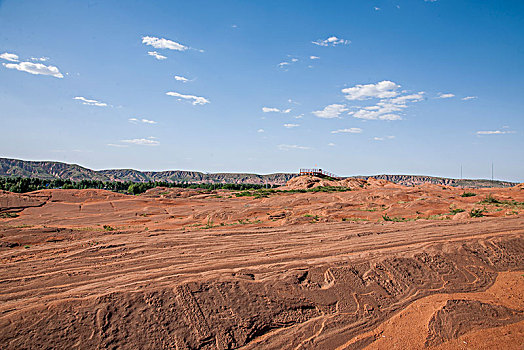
[
  {"left": 382, "top": 214, "right": 407, "bottom": 222},
  {"left": 461, "top": 192, "right": 477, "bottom": 197},
  {"left": 479, "top": 194, "right": 501, "bottom": 204},
  {"left": 0, "top": 212, "right": 19, "bottom": 218},
  {"left": 449, "top": 208, "right": 465, "bottom": 215},
  {"left": 469, "top": 208, "right": 485, "bottom": 218}
]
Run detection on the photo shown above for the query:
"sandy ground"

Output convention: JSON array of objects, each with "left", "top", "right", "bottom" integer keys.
[{"left": 0, "top": 180, "right": 523, "bottom": 349}]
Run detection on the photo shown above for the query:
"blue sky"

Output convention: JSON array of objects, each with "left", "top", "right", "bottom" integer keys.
[{"left": 0, "top": 0, "right": 523, "bottom": 181}]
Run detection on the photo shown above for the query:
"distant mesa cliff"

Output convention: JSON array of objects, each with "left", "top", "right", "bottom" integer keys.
[
  {"left": 355, "top": 174, "right": 517, "bottom": 189},
  {"left": 0, "top": 158, "right": 517, "bottom": 188},
  {"left": 0, "top": 158, "right": 294, "bottom": 185}
]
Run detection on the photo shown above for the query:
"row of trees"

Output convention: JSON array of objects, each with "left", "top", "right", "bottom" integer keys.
[{"left": 0, "top": 177, "right": 274, "bottom": 195}]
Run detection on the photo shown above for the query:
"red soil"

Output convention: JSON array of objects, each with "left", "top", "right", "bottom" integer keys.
[{"left": 0, "top": 178, "right": 523, "bottom": 349}]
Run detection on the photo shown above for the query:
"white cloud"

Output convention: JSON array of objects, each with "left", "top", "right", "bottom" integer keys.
[
  {"left": 30, "top": 57, "right": 49, "bottom": 62},
  {"left": 278, "top": 62, "right": 290, "bottom": 68},
  {"left": 389, "top": 92, "right": 425, "bottom": 104},
  {"left": 262, "top": 107, "right": 279, "bottom": 113},
  {"left": 348, "top": 89, "right": 424, "bottom": 121},
  {"left": 0, "top": 52, "right": 19, "bottom": 62},
  {"left": 312, "top": 104, "right": 348, "bottom": 119},
  {"left": 174, "top": 75, "right": 189, "bottom": 82},
  {"left": 462, "top": 96, "right": 477, "bottom": 101},
  {"left": 310, "top": 56, "right": 320, "bottom": 60},
  {"left": 342, "top": 81, "right": 400, "bottom": 100},
  {"left": 129, "top": 118, "right": 157, "bottom": 124},
  {"left": 73, "top": 96, "right": 107, "bottom": 107},
  {"left": 142, "top": 36, "right": 188, "bottom": 51},
  {"left": 284, "top": 123, "right": 300, "bottom": 128},
  {"left": 331, "top": 128, "right": 362, "bottom": 134},
  {"left": 374, "top": 6, "right": 381, "bottom": 10},
  {"left": 437, "top": 93, "right": 455, "bottom": 99},
  {"left": 257, "top": 129, "right": 265, "bottom": 133},
  {"left": 3, "top": 61, "right": 63, "bottom": 78},
  {"left": 291, "top": 58, "right": 298, "bottom": 62},
  {"left": 476, "top": 130, "right": 515, "bottom": 135},
  {"left": 312, "top": 36, "right": 350, "bottom": 47},
  {"left": 262, "top": 107, "right": 291, "bottom": 113},
  {"left": 278, "top": 144, "right": 311, "bottom": 151},
  {"left": 328, "top": 142, "right": 335, "bottom": 146},
  {"left": 379, "top": 114, "right": 403, "bottom": 120},
  {"left": 166, "top": 91, "right": 210, "bottom": 105},
  {"left": 121, "top": 138, "right": 160, "bottom": 146},
  {"left": 374, "top": 135, "right": 395, "bottom": 141},
  {"left": 107, "top": 143, "right": 129, "bottom": 148},
  {"left": 294, "top": 114, "right": 304, "bottom": 119},
  {"left": 148, "top": 51, "right": 167, "bottom": 60}
]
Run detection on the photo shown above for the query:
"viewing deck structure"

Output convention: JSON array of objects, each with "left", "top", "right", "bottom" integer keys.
[{"left": 299, "top": 168, "right": 340, "bottom": 179}]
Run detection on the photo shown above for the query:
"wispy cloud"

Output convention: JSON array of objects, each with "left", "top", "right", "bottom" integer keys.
[
  {"left": 107, "top": 143, "right": 129, "bottom": 148},
  {"left": 262, "top": 107, "right": 291, "bottom": 113},
  {"left": 142, "top": 36, "right": 188, "bottom": 51},
  {"left": 121, "top": 137, "right": 160, "bottom": 146},
  {"left": 312, "top": 36, "right": 350, "bottom": 47},
  {"left": 3, "top": 61, "right": 63, "bottom": 78},
  {"left": 374, "top": 6, "right": 381, "bottom": 10},
  {"left": 437, "top": 93, "right": 455, "bottom": 99},
  {"left": 312, "top": 104, "right": 348, "bottom": 119},
  {"left": 74, "top": 96, "right": 108, "bottom": 107},
  {"left": 174, "top": 75, "right": 189, "bottom": 82},
  {"left": 30, "top": 56, "right": 49, "bottom": 62},
  {"left": 166, "top": 91, "right": 210, "bottom": 105},
  {"left": 278, "top": 144, "right": 311, "bottom": 151},
  {"left": 148, "top": 51, "right": 167, "bottom": 60},
  {"left": 462, "top": 96, "right": 477, "bottom": 101},
  {"left": 284, "top": 123, "right": 300, "bottom": 128},
  {"left": 331, "top": 128, "right": 362, "bottom": 134},
  {"left": 328, "top": 142, "right": 336, "bottom": 146},
  {"left": 373, "top": 136, "right": 395, "bottom": 141},
  {"left": 129, "top": 118, "right": 157, "bottom": 124},
  {"left": 342, "top": 81, "right": 400, "bottom": 100},
  {"left": 310, "top": 56, "right": 320, "bottom": 60},
  {"left": 278, "top": 56, "right": 300, "bottom": 69},
  {"left": 0, "top": 52, "right": 19, "bottom": 62},
  {"left": 476, "top": 130, "right": 515, "bottom": 135},
  {"left": 257, "top": 129, "right": 265, "bottom": 133}
]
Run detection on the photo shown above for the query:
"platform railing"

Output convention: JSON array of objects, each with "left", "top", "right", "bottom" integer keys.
[{"left": 299, "top": 169, "right": 340, "bottom": 179}]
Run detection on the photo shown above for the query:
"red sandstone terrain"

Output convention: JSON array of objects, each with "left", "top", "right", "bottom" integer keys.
[{"left": 1, "top": 176, "right": 523, "bottom": 349}]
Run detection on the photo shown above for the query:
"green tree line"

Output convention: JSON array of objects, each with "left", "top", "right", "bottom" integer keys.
[{"left": 0, "top": 177, "right": 273, "bottom": 195}]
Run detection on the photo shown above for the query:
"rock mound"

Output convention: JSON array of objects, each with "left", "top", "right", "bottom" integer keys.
[{"left": 281, "top": 175, "right": 400, "bottom": 191}]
